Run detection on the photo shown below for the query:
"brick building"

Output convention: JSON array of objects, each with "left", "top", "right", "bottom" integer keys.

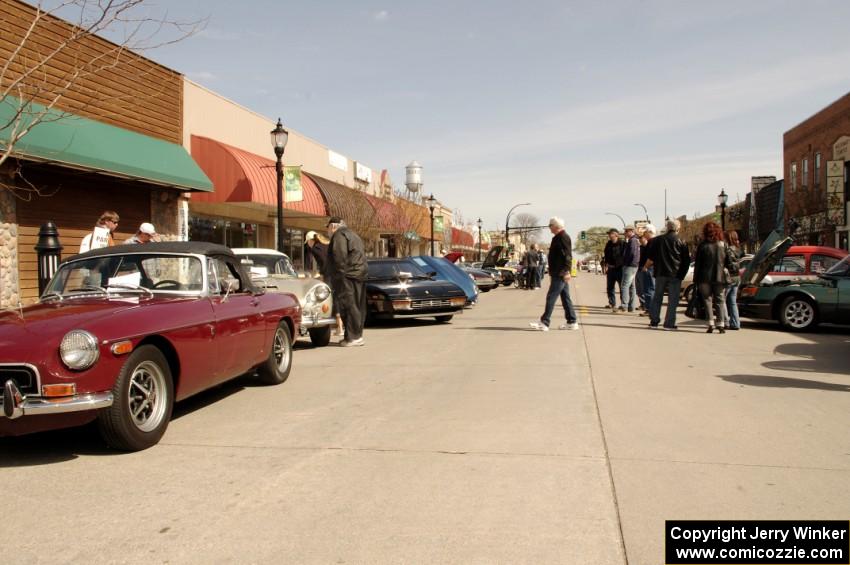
[{"left": 783, "top": 92, "right": 850, "bottom": 250}]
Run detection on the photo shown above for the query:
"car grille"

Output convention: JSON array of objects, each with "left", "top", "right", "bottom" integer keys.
[
  {"left": 411, "top": 298, "right": 452, "bottom": 309},
  {"left": 0, "top": 365, "right": 39, "bottom": 395}
]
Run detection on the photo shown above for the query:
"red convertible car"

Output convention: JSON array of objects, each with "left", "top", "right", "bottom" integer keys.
[{"left": 0, "top": 242, "right": 300, "bottom": 451}]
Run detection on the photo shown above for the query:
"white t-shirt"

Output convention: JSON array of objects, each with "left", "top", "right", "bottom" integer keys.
[{"left": 79, "top": 226, "right": 111, "bottom": 253}]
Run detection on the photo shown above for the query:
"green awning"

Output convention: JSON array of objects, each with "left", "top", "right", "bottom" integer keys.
[{"left": 0, "top": 96, "right": 212, "bottom": 192}]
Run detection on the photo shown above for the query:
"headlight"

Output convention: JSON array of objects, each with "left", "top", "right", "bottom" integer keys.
[
  {"left": 60, "top": 330, "right": 100, "bottom": 370},
  {"left": 314, "top": 285, "right": 330, "bottom": 302}
]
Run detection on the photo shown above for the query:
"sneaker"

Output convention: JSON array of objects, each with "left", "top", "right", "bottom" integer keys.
[
  {"left": 648, "top": 323, "right": 659, "bottom": 329},
  {"left": 528, "top": 321, "right": 549, "bottom": 331},
  {"left": 340, "top": 337, "right": 365, "bottom": 347},
  {"left": 604, "top": 304, "right": 613, "bottom": 309},
  {"left": 558, "top": 322, "right": 579, "bottom": 330},
  {"left": 662, "top": 325, "right": 678, "bottom": 331}
]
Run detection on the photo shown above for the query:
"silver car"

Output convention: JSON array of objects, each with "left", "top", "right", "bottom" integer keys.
[{"left": 233, "top": 248, "right": 335, "bottom": 347}]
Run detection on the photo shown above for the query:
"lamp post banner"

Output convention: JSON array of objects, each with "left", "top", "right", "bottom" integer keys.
[{"left": 284, "top": 166, "right": 304, "bottom": 203}]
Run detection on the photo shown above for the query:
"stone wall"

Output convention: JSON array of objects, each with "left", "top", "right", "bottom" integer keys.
[
  {"left": 0, "top": 190, "right": 19, "bottom": 308},
  {"left": 150, "top": 189, "right": 182, "bottom": 242}
]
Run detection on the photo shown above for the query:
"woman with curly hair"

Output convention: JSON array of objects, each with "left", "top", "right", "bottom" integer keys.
[{"left": 693, "top": 221, "right": 736, "bottom": 333}]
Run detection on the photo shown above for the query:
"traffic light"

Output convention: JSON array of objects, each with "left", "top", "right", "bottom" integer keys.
[{"left": 580, "top": 231, "right": 587, "bottom": 240}]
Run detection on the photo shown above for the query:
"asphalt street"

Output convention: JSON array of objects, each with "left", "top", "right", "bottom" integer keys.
[{"left": 2, "top": 274, "right": 848, "bottom": 564}]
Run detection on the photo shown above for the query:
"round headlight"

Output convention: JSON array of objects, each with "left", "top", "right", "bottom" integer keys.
[
  {"left": 314, "top": 285, "right": 330, "bottom": 302},
  {"left": 60, "top": 330, "right": 100, "bottom": 370}
]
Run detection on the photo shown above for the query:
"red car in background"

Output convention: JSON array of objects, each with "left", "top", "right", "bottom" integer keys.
[
  {"left": 757, "top": 245, "right": 848, "bottom": 284},
  {"left": 0, "top": 242, "right": 300, "bottom": 451}
]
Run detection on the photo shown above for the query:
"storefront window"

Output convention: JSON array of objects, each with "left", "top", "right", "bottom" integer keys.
[
  {"left": 281, "top": 229, "right": 304, "bottom": 269},
  {"left": 189, "top": 217, "right": 259, "bottom": 248}
]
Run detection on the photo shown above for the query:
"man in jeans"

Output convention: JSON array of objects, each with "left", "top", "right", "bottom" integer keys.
[
  {"left": 618, "top": 225, "right": 640, "bottom": 312},
  {"left": 644, "top": 218, "right": 691, "bottom": 330},
  {"left": 529, "top": 217, "right": 578, "bottom": 331}
]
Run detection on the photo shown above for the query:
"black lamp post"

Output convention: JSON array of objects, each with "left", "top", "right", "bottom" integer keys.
[
  {"left": 634, "top": 203, "right": 650, "bottom": 223},
  {"left": 605, "top": 212, "right": 627, "bottom": 230},
  {"left": 270, "top": 118, "right": 289, "bottom": 252},
  {"left": 426, "top": 193, "right": 437, "bottom": 256},
  {"left": 505, "top": 202, "right": 531, "bottom": 252},
  {"left": 718, "top": 189, "right": 728, "bottom": 233},
  {"left": 477, "top": 218, "right": 483, "bottom": 262}
]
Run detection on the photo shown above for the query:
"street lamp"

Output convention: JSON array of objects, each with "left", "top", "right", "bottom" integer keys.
[
  {"left": 634, "top": 203, "right": 650, "bottom": 223},
  {"left": 605, "top": 212, "right": 627, "bottom": 230},
  {"left": 426, "top": 193, "right": 437, "bottom": 256},
  {"left": 717, "top": 189, "right": 728, "bottom": 233},
  {"left": 477, "top": 217, "right": 483, "bottom": 262},
  {"left": 505, "top": 202, "right": 531, "bottom": 252},
  {"left": 270, "top": 118, "right": 289, "bottom": 252}
]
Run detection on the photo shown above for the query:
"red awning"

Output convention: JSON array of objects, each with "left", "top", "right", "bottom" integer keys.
[
  {"left": 451, "top": 227, "right": 475, "bottom": 248},
  {"left": 190, "top": 135, "right": 327, "bottom": 217},
  {"left": 365, "top": 194, "right": 406, "bottom": 233}
]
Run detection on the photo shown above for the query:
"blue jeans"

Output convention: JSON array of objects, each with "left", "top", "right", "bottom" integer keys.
[
  {"left": 650, "top": 276, "right": 681, "bottom": 327},
  {"left": 725, "top": 284, "right": 740, "bottom": 329},
  {"left": 638, "top": 268, "right": 655, "bottom": 308},
  {"left": 540, "top": 275, "right": 577, "bottom": 327},
  {"left": 621, "top": 266, "right": 638, "bottom": 310}
]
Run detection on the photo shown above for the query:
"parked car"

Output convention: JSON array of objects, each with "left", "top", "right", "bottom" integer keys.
[
  {"left": 738, "top": 232, "right": 850, "bottom": 331},
  {"left": 0, "top": 242, "right": 300, "bottom": 451},
  {"left": 233, "top": 248, "right": 334, "bottom": 347},
  {"left": 481, "top": 246, "right": 517, "bottom": 286},
  {"left": 365, "top": 259, "right": 467, "bottom": 322},
  {"left": 443, "top": 252, "right": 499, "bottom": 292},
  {"left": 470, "top": 262, "right": 504, "bottom": 284},
  {"left": 413, "top": 255, "right": 479, "bottom": 305}
]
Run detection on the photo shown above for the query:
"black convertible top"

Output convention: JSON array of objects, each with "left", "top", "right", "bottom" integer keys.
[{"left": 68, "top": 241, "right": 235, "bottom": 261}]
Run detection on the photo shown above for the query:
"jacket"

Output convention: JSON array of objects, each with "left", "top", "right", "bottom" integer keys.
[
  {"left": 693, "top": 240, "right": 735, "bottom": 285},
  {"left": 622, "top": 235, "right": 640, "bottom": 268},
  {"left": 306, "top": 241, "right": 329, "bottom": 277},
  {"left": 548, "top": 230, "right": 573, "bottom": 278},
  {"left": 523, "top": 251, "right": 539, "bottom": 267},
  {"left": 327, "top": 227, "right": 368, "bottom": 281},
  {"left": 602, "top": 239, "right": 625, "bottom": 269},
  {"left": 647, "top": 231, "right": 690, "bottom": 279}
]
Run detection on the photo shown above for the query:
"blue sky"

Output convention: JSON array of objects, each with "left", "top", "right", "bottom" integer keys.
[{"left": 139, "top": 0, "right": 850, "bottom": 233}]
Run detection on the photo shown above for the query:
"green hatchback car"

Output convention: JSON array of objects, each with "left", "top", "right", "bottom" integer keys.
[{"left": 738, "top": 232, "right": 850, "bottom": 331}]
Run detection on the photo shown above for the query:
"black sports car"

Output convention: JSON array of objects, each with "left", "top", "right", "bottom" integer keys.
[{"left": 366, "top": 259, "right": 467, "bottom": 322}]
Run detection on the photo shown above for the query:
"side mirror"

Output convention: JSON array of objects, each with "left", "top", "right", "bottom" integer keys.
[{"left": 428, "top": 271, "right": 438, "bottom": 278}]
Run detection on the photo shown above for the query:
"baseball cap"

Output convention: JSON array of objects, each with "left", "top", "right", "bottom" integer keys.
[
  {"left": 624, "top": 225, "right": 636, "bottom": 232},
  {"left": 139, "top": 222, "right": 156, "bottom": 235},
  {"left": 305, "top": 230, "right": 318, "bottom": 241}
]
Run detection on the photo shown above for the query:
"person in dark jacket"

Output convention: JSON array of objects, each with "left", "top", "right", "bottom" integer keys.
[
  {"left": 637, "top": 224, "right": 657, "bottom": 314},
  {"left": 602, "top": 229, "right": 625, "bottom": 309},
  {"left": 524, "top": 244, "right": 540, "bottom": 289},
  {"left": 326, "top": 217, "right": 369, "bottom": 346},
  {"left": 694, "top": 221, "right": 735, "bottom": 333},
  {"left": 644, "top": 218, "right": 691, "bottom": 329},
  {"left": 724, "top": 230, "right": 742, "bottom": 330},
  {"left": 306, "top": 230, "right": 344, "bottom": 337},
  {"left": 618, "top": 225, "right": 640, "bottom": 312},
  {"left": 529, "top": 217, "right": 578, "bottom": 331}
]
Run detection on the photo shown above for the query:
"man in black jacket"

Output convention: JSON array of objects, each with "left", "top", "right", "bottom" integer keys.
[
  {"left": 602, "top": 229, "right": 625, "bottom": 309},
  {"left": 529, "top": 217, "right": 578, "bottom": 331},
  {"left": 326, "top": 217, "right": 369, "bottom": 346},
  {"left": 644, "top": 218, "right": 691, "bottom": 330}
]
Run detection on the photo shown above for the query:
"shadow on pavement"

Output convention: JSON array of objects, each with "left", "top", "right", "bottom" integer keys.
[
  {"left": 717, "top": 374, "right": 849, "bottom": 392},
  {"left": 0, "top": 423, "right": 117, "bottom": 467},
  {"left": 459, "top": 326, "right": 533, "bottom": 332}
]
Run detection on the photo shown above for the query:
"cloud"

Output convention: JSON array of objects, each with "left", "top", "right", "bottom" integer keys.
[{"left": 373, "top": 10, "right": 390, "bottom": 22}]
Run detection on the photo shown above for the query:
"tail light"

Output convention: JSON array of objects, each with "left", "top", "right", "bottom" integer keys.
[{"left": 739, "top": 286, "right": 758, "bottom": 298}]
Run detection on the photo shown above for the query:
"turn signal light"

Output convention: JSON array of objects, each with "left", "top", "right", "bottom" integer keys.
[
  {"left": 111, "top": 341, "right": 134, "bottom": 355},
  {"left": 42, "top": 383, "right": 76, "bottom": 398},
  {"left": 321, "top": 303, "right": 330, "bottom": 313}
]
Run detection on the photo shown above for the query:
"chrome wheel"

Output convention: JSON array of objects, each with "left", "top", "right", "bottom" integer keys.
[
  {"left": 783, "top": 299, "right": 814, "bottom": 329},
  {"left": 272, "top": 327, "right": 291, "bottom": 371},
  {"left": 128, "top": 360, "right": 168, "bottom": 433}
]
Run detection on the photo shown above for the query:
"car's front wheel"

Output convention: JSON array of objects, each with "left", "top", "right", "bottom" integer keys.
[
  {"left": 97, "top": 345, "right": 174, "bottom": 451},
  {"left": 257, "top": 322, "right": 293, "bottom": 385},
  {"left": 778, "top": 295, "right": 819, "bottom": 331},
  {"left": 309, "top": 326, "right": 331, "bottom": 347}
]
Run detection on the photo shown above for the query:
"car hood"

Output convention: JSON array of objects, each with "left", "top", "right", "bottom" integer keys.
[
  {"left": 740, "top": 230, "right": 794, "bottom": 286},
  {"left": 464, "top": 268, "right": 495, "bottom": 280},
  {"left": 254, "top": 275, "right": 327, "bottom": 304},
  {"left": 482, "top": 246, "right": 510, "bottom": 268},
  {"left": 366, "top": 278, "right": 465, "bottom": 299}
]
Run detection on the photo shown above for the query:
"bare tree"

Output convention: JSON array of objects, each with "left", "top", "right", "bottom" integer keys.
[
  {"left": 511, "top": 212, "right": 541, "bottom": 246},
  {"left": 0, "top": 0, "right": 205, "bottom": 198}
]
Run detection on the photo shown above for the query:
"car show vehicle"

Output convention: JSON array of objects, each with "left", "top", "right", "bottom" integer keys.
[
  {"left": 365, "top": 259, "right": 467, "bottom": 322},
  {"left": 413, "top": 255, "right": 479, "bottom": 305},
  {"left": 481, "top": 246, "right": 517, "bottom": 286},
  {"left": 443, "top": 252, "right": 499, "bottom": 292},
  {"left": 0, "top": 242, "right": 300, "bottom": 450},
  {"left": 738, "top": 232, "right": 850, "bottom": 331},
  {"left": 233, "top": 248, "right": 334, "bottom": 347}
]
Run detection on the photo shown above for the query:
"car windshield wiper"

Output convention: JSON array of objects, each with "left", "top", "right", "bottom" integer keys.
[{"left": 107, "top": 283, "right": 154, "bottom": 297}]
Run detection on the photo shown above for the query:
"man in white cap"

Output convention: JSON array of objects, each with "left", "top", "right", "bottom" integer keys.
[{"left": 124, "top": 222, "right": 158, "bottom": 244}]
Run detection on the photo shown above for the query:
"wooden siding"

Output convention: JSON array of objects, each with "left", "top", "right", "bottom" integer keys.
[{"left": 0, "top": 0, "right": 182, "bottom": 144}]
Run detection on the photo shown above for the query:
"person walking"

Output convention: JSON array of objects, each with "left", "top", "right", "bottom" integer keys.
[
  {"left": 326, "top": 217, "right": 368, "bottom": 347},
  {"left": 637, "top": 224, "right": 657, "bottom": 315},
  {"left": 693, "top": 221, "right": 736, "bottom": 334},
  {"left": 618, "top": 225, "right": 640, "bottom": 312},
  {"left": 124, "top": 222, "right": 158, "bottom": 244},
  {"left": 528, "top": 217, "right": 578, "bottom": 331},
  {"left": 724, "top": 231, "right": 742, "bottom": 330},
  {"left": 602, "top": 229, "right": 624, "bottom": 309},
  {"left": 645, "top": 219, "right": 690, "bottom": 330},
  {"left": 80, "top": 211, "right": 119, "bottom": 252}
]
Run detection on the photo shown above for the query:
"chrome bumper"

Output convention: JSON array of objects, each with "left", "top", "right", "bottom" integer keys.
[
  {"left": 298, "top": 315, "right": 336, "bottom": 335},
  {"left": 2, "top": 380, "right": 113, "bottom": 420}
]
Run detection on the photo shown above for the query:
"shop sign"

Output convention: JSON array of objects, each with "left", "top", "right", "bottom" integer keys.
[
  {"left": 354, "top": 162, "right": 372, "bottom": 183},
  {"left": 284, "top": 166, "right": 304, "bottom": 203},
  {"left": 833, "top": 137, "right": 850, "bottom": 161},
  {"left": 433, "top": 216, "right": 445, "bottom": 233},
  {"left": 328, "top": 150, "right": 348, "bottom": 171},
  {"left": 795, "top": 213, "right": 829, "bottom": 235}
]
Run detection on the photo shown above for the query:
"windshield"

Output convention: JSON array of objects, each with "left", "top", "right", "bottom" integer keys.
[
  {"left": 824, "top": 255, "right": 850, "bottom": 277},
  {"left": 239, "top": 254, "right": 297, "bottom": 278},
  {"left": 46, "top": 254, "right": 204, "bottom": 296},
  {"left": 368, "top": 260, "right": 428, "bottom": 280}
]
